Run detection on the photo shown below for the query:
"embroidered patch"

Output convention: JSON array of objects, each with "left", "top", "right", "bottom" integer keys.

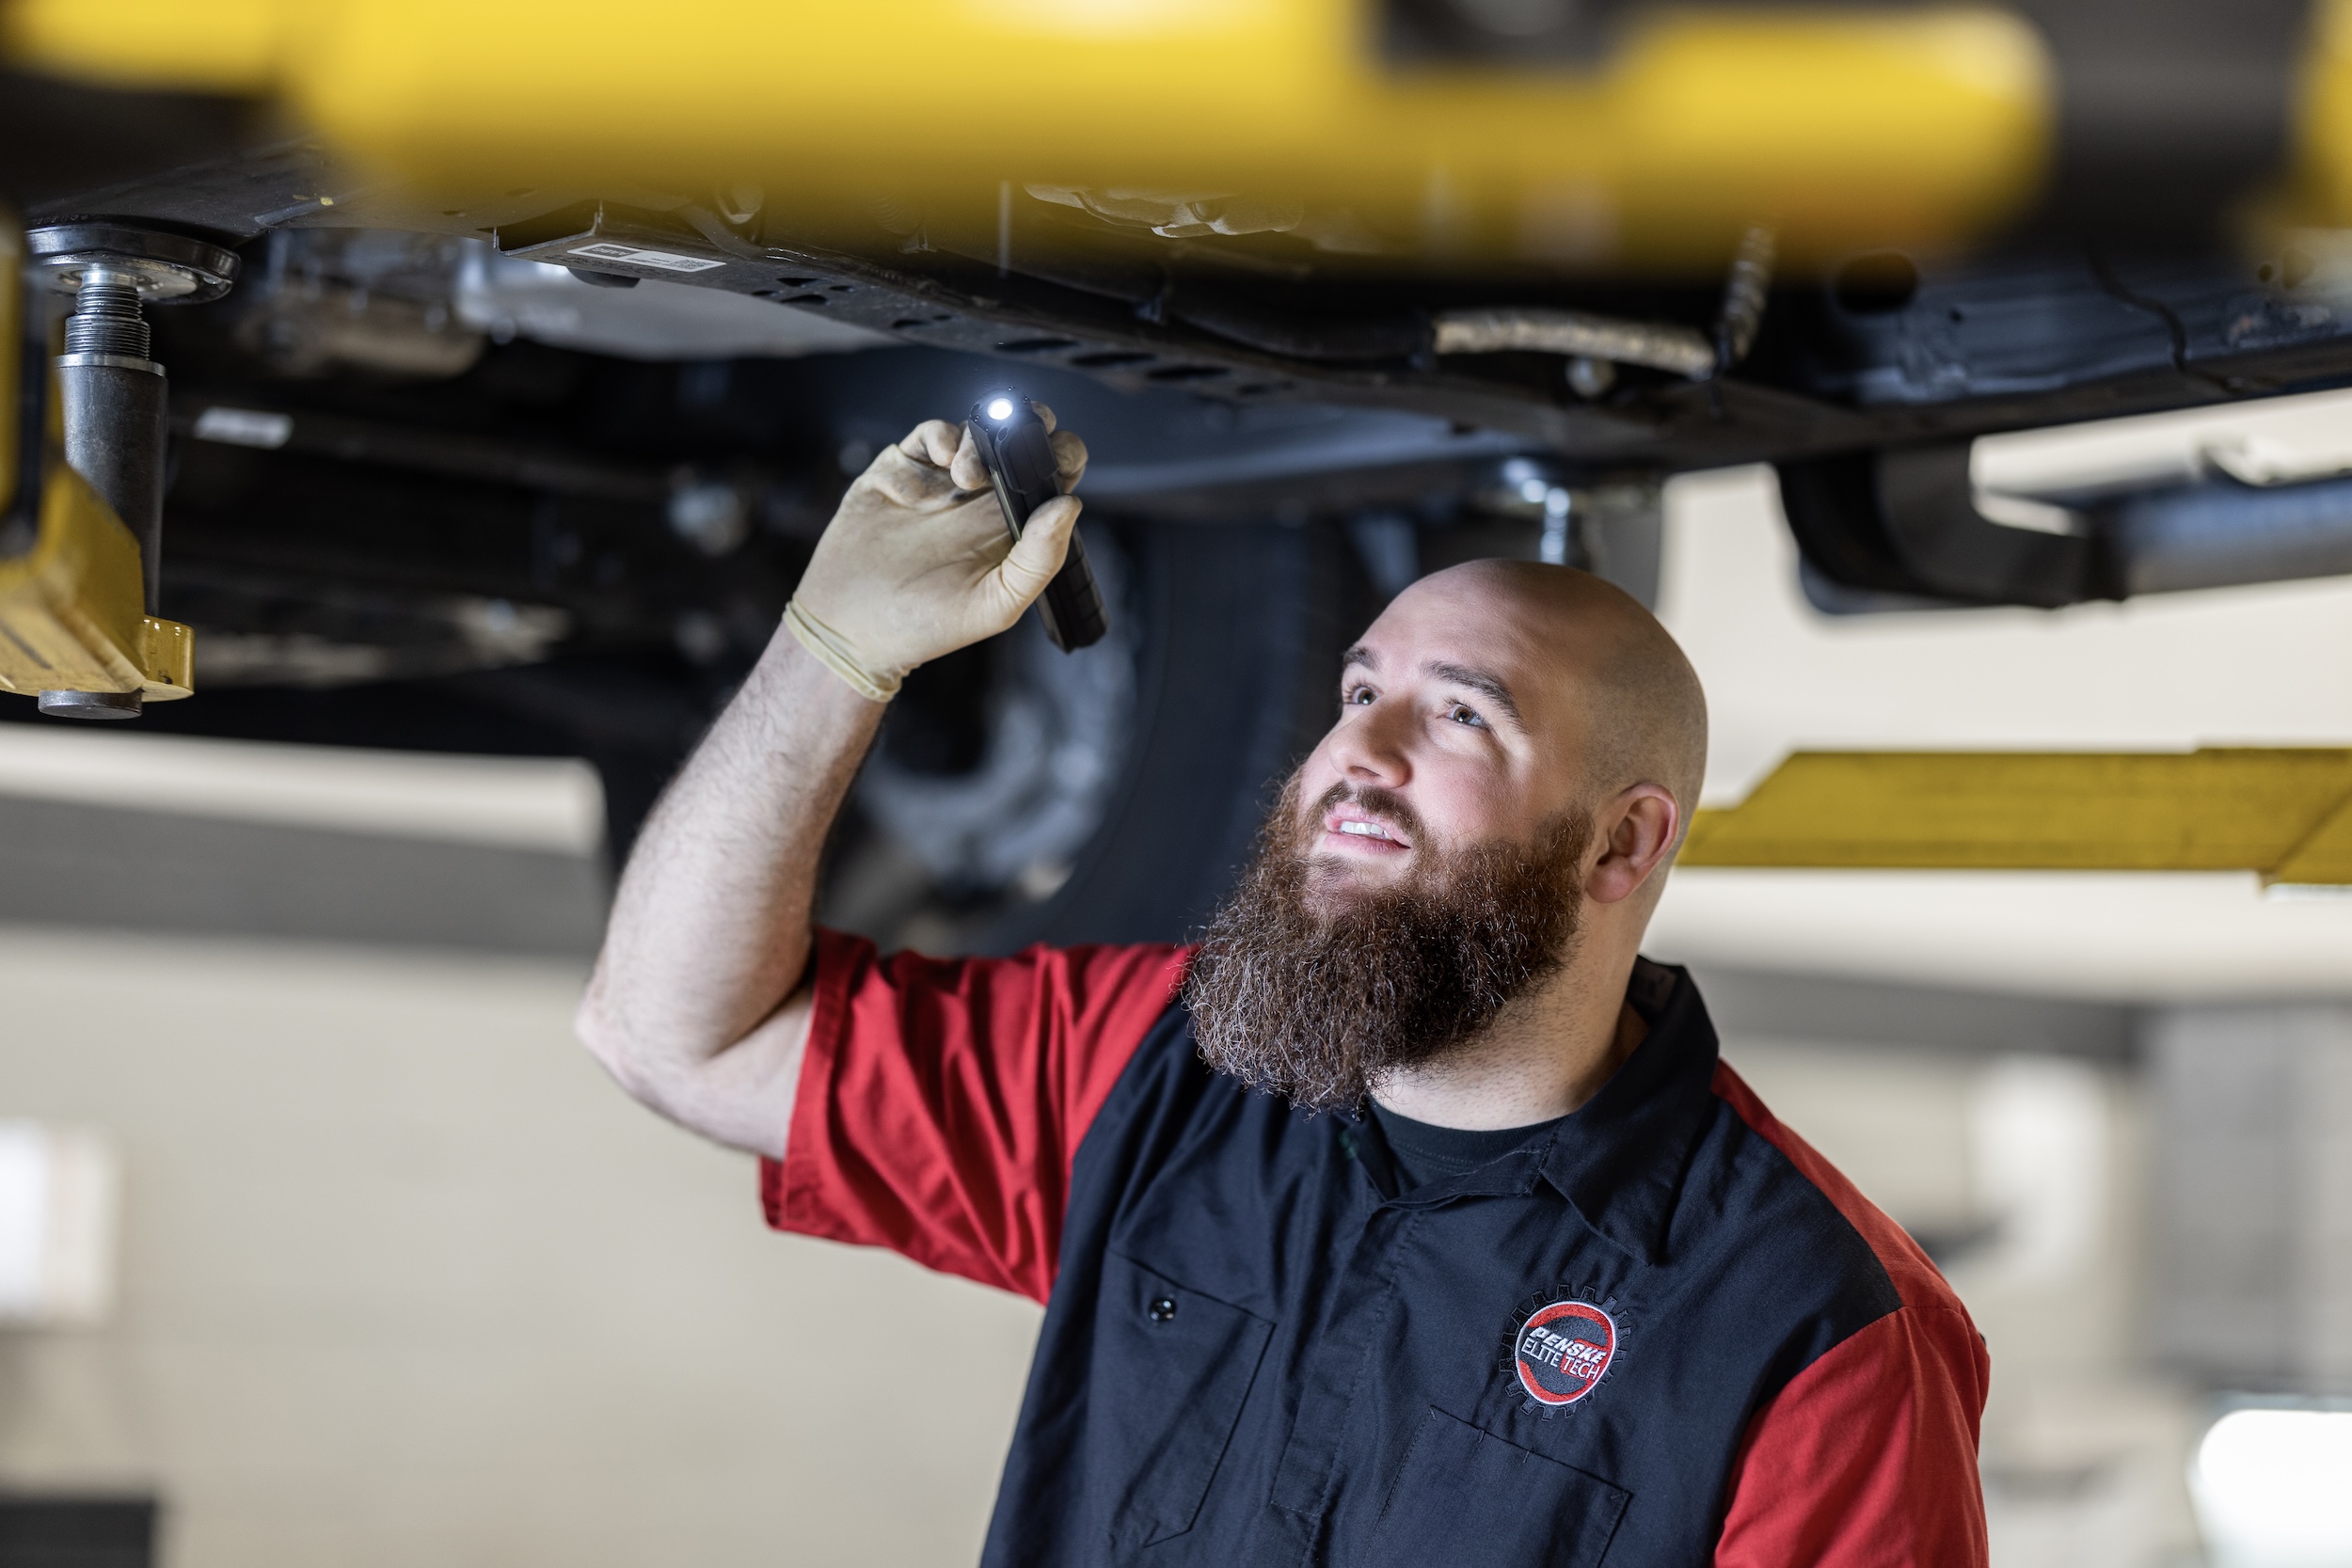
[{"left": 1504, "top": 1291, "right": 1621, "bottom": 1411}]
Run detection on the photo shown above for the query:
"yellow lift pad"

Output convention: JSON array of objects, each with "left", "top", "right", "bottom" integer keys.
[
  {"left": 1682, "top": 750, "right": 2352, "bottom": 888},
  {"left": 0, "top": 461, "right": 193, "bottom": 702}
]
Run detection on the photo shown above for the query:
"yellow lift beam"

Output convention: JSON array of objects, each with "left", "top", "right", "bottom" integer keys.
[
  {"left": 1682, "top": 750, "right": 2352, "bottom": 888},
  {"left": 21, "top": 0, "right": 2352, "bottom": 271},
  {"left": 2, "top": 0, "right": 2057, "bottom": 272}
]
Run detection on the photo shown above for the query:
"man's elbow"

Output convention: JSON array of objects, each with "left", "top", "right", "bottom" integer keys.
[{"left": 575, "top": 988, "right": 652, "bottom": 1101}]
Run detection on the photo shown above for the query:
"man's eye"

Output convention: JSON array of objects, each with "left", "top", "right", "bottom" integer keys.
[
  {"left": 1343, "top": 687, "right": 1375, "bottom": 706},
  {"left": 1449, "top": 705, "right": 1484, "bottom": 727}
]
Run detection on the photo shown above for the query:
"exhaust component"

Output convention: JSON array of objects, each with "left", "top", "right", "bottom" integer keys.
[
  {"left": 1436, "top": 222, "right": 1776, "bottom": 384},
  {"left": 1433, "top": 307, "right": 1716, "bottom": 378},
  {"left": 1783, "top": 438, "right": 2352, "bottom": 610}
]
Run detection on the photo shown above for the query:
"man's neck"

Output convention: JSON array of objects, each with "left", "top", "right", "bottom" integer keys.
[{"left": 1370, "top": 951, "right": 1646, "bottom": 1131}]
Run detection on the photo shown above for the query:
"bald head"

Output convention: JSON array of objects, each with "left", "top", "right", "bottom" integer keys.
[
  {"left": 1379, "top": 559, "right": 1708, "bottom": 831},
  {"left": 1451, "top": 560, "right": 1705, "bottom": 823}
]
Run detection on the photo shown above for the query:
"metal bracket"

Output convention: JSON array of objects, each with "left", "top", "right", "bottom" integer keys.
[{"left": 26, "top": 222, "right": 238, "bottom": 307}]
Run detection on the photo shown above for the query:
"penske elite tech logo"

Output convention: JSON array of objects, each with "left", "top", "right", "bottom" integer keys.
[{"left": 1508, "top": 1294, "right": 1620, "bottom": 1410}]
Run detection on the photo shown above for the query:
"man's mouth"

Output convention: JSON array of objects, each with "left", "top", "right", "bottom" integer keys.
[{"left": 1322, "top": 808, "right": 1412, "bottom": 852}]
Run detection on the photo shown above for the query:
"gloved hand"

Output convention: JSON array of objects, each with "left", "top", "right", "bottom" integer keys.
[{"left": 785, "top": 408, "right": 1087, "bottom": 702}]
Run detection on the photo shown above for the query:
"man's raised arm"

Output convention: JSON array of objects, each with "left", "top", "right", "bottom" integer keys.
[{"left": 575, "top": 412, "right": 1086, "bottom": 1156}]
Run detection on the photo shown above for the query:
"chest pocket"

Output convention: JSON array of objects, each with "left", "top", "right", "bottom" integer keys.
[
  {"left": 1370, "top": 1408, "right": 1630, "bottom": 1568},
  {"left": 1089, "top": 1252, "right": 1274, "bottom": 1550}
]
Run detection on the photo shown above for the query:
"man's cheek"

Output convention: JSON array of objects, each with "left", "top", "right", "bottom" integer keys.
[
  {"left": 1285, "top": 765, "right": 1335, "bottom": 833},
  {"left": 1294, "top": 750, "right": 1340, "bottom": 799}
]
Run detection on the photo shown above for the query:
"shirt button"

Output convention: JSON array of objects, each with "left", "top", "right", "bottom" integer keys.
[{"left": 1148, "top": 1295, "right": 1178, "bottom": 1323}]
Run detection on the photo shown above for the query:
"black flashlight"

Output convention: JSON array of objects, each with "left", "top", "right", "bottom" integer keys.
[{"left": 965, "top": 390, "right": 1110, "bottom": 653}]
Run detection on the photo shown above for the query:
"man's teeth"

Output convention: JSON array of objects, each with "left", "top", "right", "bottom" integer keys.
[{"left": 1337, "top": 820, "right": 1392, "bottom": 840}]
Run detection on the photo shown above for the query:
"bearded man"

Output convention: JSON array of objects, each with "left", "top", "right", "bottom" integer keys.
[{"left": 578, "top": 412, "right": 1991, "bottom": 1568}]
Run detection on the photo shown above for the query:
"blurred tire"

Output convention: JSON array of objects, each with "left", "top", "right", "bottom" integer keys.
[{"left": 989, "top": 517, "right": 1365, "bottom": 950}]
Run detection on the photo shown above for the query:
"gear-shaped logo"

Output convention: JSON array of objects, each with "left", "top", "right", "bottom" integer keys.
[{"left": 1501, "top": 1287, "right": 1627, "bottom": 1414}]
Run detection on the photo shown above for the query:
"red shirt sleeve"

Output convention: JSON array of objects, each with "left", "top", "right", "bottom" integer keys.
[
  {"left": 1711, "top": 1063, "right": 1994, "bottom": 1568},
  {"left": 760, "top": 928, "right": 1193, "bottom": 1304}
]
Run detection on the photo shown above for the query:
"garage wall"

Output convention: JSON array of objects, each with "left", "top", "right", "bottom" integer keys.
[
  {"left": 0, "top": 927, "right": 1042, "bottom": 1568},
  {"left": 2146, "top": 1006, "right": 2352, "bottom": 1387}
]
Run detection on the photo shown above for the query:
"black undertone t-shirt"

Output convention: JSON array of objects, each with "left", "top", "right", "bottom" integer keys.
[{"left": 1366, "top": 1100, "right": 1567, "bottom": 1191}]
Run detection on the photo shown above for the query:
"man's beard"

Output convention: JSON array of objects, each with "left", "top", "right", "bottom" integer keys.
[{"left": 1184, "top": 777, "right": 1592, "bottom": 1114}]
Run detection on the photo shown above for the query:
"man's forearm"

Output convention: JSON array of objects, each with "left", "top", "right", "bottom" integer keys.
[
  {"left": 578, "top": 624, "right": 882, "bottom": 1144},
  {"left": 578, "top": 411, "right": 1086, "bottom": 1152}
]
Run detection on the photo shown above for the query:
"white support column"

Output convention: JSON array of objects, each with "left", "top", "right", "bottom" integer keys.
[{"left": 2146, "top": 1006, "right": 2352, "bottom": 1389}]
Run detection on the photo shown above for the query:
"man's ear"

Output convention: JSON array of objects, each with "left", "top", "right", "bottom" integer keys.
[{"left": 1584, "top": 784, "right": 1680, "bottom": 905}]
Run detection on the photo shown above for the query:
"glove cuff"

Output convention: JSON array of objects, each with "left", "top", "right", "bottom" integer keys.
[{"left": 783, "top": 599, "right": 903, "bottom": 704}]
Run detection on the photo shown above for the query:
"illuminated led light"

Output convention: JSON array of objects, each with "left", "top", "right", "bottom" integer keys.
[
  {"left": 986, "top": 397, "right": 1014, "bottom": 420},
  {"left": 2191, "top": 1407, "right": 2352, "bottom": 1567}
]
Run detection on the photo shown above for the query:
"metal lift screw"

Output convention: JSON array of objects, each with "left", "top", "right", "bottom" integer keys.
[{"left": 25, "top": 223, "right": 236, "bottom": 719}]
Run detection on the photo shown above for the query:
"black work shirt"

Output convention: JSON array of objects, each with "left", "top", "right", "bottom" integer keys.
[{"left": 762, "top": 932, "right": 1992, "bottom": 1568}]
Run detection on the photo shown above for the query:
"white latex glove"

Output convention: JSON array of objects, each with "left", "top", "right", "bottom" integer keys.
[{"left": 785, "top": 408, "right": 1087, "bottom": 701}]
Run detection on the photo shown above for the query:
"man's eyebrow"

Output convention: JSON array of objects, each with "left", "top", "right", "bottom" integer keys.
[
  {"left": 1425, "top": 660, "right": 1526, "bottom": 728},
  {"left": 1341, "top": 643, "right": 1376, "bottom": 671}
]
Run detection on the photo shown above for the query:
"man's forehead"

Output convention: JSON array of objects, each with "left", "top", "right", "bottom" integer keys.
[
  {"left": 1351, "top": 578, "right": 1564, "bottom": 676},
  {"left": 1348, "top": 572, "right": 1609, "bottom": 720}
]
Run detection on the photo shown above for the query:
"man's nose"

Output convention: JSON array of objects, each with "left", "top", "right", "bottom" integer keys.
[{"left": 1327, "top": 705, "right": 1410, "bottom": 787}]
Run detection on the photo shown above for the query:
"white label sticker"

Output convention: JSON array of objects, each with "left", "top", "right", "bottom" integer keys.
[
  {"left": 192, "top": 407, "right": 294, "bottom": 449},
  {"left": 566, "top": 242, "right": 724, "bottom": 275}
]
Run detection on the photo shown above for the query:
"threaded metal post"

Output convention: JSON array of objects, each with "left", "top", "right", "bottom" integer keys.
[{"left": 63, "top": 267, "right": 151, "bottom": 361}]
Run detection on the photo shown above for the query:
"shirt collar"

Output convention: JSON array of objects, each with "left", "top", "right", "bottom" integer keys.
[
  {"left": 1373, "top": 958, "right": 1722, "bottom": 1265},
  {"left": 1531, "top": 958, "right": 1720, "bottom": 1263}
]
